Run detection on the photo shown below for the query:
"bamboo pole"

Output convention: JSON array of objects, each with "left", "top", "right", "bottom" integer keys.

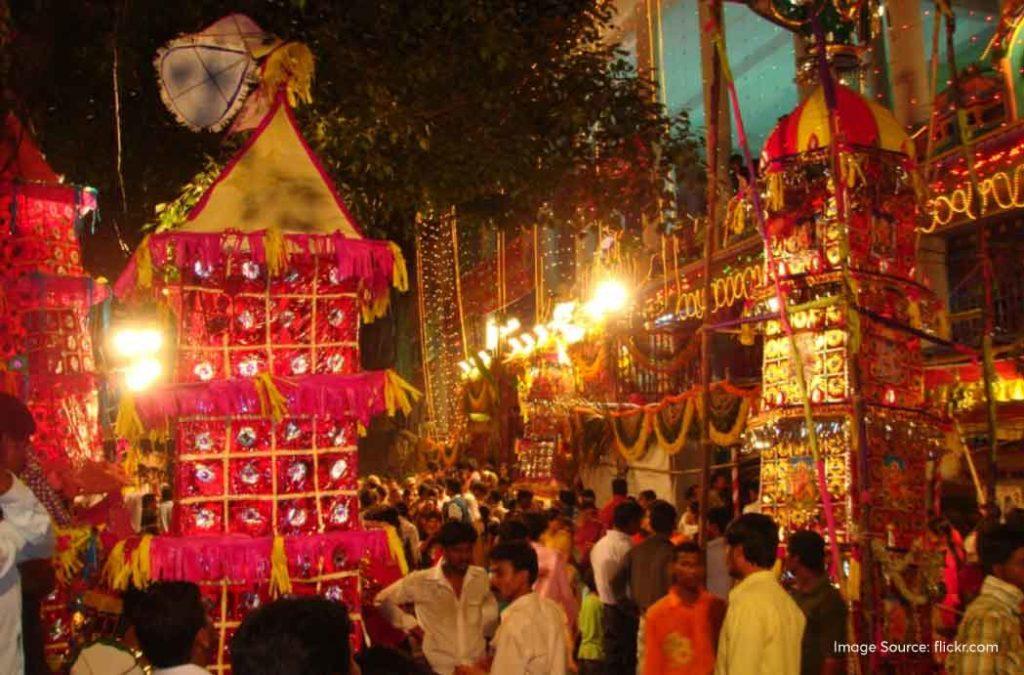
[{"left": 697, "top": 0, "right": 730, "bottom": 540}]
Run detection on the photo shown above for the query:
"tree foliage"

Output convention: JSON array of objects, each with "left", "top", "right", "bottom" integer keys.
[{"left": 3, "top": 0, "right": 701, "bottom": 275}]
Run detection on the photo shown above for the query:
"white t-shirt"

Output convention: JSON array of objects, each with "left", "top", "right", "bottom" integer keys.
[{"left": 490, "top": 592, "right": 568, "bottom": 675}]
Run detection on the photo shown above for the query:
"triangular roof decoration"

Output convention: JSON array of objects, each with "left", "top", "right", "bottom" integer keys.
[
  {"left": 182, "top": 90, "right": 364, "bottom": 238},
  {"left": 1, "top": 113, "right": 61, "bottom": 183}
]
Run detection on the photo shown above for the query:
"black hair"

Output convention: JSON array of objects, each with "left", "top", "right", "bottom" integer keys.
[
  {"left": 160, "top": 485, "right": 173, "bottom": 502},
  {"left": 0, "top": 393, "right": 35, "bottom": 440},
  {"left": 131, "top": 582, "right": 207, "bottom": 669},
  {"left": 581, "top": 488, "right": 596, "bottom": 500},
  {"left": 648, "top": 500, "right": 678, "bottom": 535},
  {"left": 469, "top": 481, "right": 486, "bottom": 496},
  {"left": 613, "top": 500, "right": 645, "bottom": 530},
  {"left": 365, "top": 505, "right": 400, "bottom": 530},
  {"left": 581, "top": 567, "right": 598, "bottom": 593},
  {"left": 979, "top": 524, "right": 1024, "bottom": 576},
  {"left": 445, "top": 478, "right": 463, "bottom": 495},
  {"left": 787, "top": 530, "right": 827, "bottom": 573},
  {"left": 639, "top": 489, "right": 657, "bottom": 502},
  {"left": 496, "top": 519, "right": 529, "bottom": 543},
  {"left": 436, "top": 520, "right": 478, "bottom": 548},
  {"left": 488, "top": 490, "right": 503, "bottom": 504},
  {"left": 611, "top": 478, "right": 628, "bottom": 496},
  {"left": 674, "top": 541, "right": 702, "bottom": 556},
  {"left": 490, "top": 540, "right": 539, "bottom": 584},
  {"left": 231, "top": 597, "right": 352, "bottom": 675},
  {"left": 516, "top": 489, "right": 534, "bottom": 504},
  {"left": 725, "top": 513, "right": 779, "bottom": 569},
  {"left": 522, "top": 511, "right": 550, "bottom": 541},
  {"left": 357, "top": 645, "right": 427, "bottom": 674},
  {"left": 417, "top": 483, "right": 431, "bottom": 498},
  {"left": 707, "top": 506, "right": 731, "bottom": 534},
  {"left": 558, "top": 490, "right": 577, "bottom": 507},
  {"left": 358, "top": 488, "right": 378, "bottom": 509}
]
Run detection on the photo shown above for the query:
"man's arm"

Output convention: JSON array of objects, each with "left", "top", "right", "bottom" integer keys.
[
  {"left": 481, "top": 586, "right": 499, "bottom": 638},
  {"left": 820, "top": 592, "right": 848, "bottom": 675},
  {"left": 643, "top": 607, "right": 665, "bottom": 674},
  {"left": 709, "top": 597, "right": 727, "bottom": 652},
  {"left": 373, "top": 573, "right": 422, "bottom": 634},
  {"left": 0, "top": 471, "right": 55, "bottom": 566}
]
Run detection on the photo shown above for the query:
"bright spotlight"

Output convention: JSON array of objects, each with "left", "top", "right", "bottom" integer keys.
[
  {"left": 586, "top": 279, "right": 630, "bottom": 318},
  {"left": 112, "top": 326, "right": 164, "bottom": 358},
  {"left": 499, "top": 318, "right": 521, "bottom": 336},
  {"left": 124, "top": 358, "right": 163, "bottom": 392},
  {"left": 485, "top": 320, "right": 499, "bottom": 351}
]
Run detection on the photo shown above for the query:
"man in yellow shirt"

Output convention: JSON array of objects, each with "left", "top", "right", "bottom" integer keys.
[{"left": 715, "top": 514, "right": 806, "bottom": 675}]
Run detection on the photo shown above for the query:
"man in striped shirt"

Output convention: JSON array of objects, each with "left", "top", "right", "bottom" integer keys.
[{"left": 948, "top": 524, "right": 1024, "bottom": 675}]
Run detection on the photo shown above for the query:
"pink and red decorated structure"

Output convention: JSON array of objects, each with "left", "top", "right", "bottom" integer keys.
[
  {"left": 0, "top": 113, "right": 101, "bottom": 468},
  {"left": 108, "top": 91, "right": 414, "bottom": 671},
  {"left": 743, "top": 82, "right": 947, "bottom": 667}
]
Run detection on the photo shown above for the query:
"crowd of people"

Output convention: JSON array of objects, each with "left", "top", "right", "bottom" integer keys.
[{"left": 2, "top": 391, "right": 1024, "bottom": 674}]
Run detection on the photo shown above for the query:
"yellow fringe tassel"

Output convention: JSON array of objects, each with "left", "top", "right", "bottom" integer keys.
[
  {"left": 254, "top": 373, "right": 288, "bottom": 422},
  {"left": 102, "top": 540, "right": 131, "bottom": 590},
  {"left": 114, "top": 392, "right": 145, "bottom": 444},
  {"left": 136, "top": 235, "right": 154, "bottom": 291},
  {"left": 384, "top": 370, "right": 422, "bottom": 417},
  {"left": 131, "top": 535, "right": 153, "bottom": 589},
  {"left": 390, "top": 242, "right": 409, "bottom": 292},
  {"left": 845, "top": 558, "right": 861, "bottom": 602},
  {"left": 383, "top": 524, "right": 409, "bottom": 576},
  {"left": 53, "top": 526, "right": 93, "bottom": 585},
  {"left": 264, "top": 226, "right": 288, "bottom": 277},
  {"left": 263, "top": 42, "right": 315, "bottom": 108},
  {"left": 269, "top": 536, "right": 293, "bottom": 597}
]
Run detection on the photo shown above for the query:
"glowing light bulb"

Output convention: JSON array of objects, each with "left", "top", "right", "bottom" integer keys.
[{"left": 125, "top": 358, "right": 163, "bottom": 392}]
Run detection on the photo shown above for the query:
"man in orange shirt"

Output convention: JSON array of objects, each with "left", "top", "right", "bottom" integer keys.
[{"left": 643, "top": 542, "right": 725, "bottom": 675}]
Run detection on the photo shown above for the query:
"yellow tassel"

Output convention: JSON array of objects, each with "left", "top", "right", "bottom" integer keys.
[
  {"left": 739, "top": 321, "right": 755, "bottom": 346},
  {"left": 53, "top": 526, "right": 93, "bottom": 585},
  {"left": 263, "top": 42, "right": 315, "bottom": 108},
  {"left": 264, "top": 226, "right": 287, "bottom": 277},
  {"left": 115, "top": 392, "right": 145, "bottom": 444},
  {"left": 383, "top": 524, "right": 409, "bottom": 576},
  {"left": 136, "top": 235, "right": 154, "bottom": 291},
  {"left": 254, "top": 373, "right": 288, "bottom": 422},
  {"left": 390, "top": 242, "right": 409, "bottom": 292},
  {"left": 384, "top": 370, "right": 422, "bottom": 417},
  {"left": 269, "top": 536, "right": 293, "bottom": 597},
  {"left": 907, "top": 300, "right": 922, "bottom": 331},
  {"left": 767, "top": 173, "right": 784, "bottom": 211},
  {"left": 102, "top": 540, "right": 129, "bottom": 590},
  {"left": 131, "top": 535, "right": 153, "bottom": 589}
]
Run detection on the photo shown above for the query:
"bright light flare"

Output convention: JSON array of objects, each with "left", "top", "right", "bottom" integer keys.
[
  {"left": 124, "top": 358, "right": 163, "bottom": 392},
  {"left": 586, "top": 279, "right": 630, "bottom": 318},
  {"left": 112, "top": 327, "right": 164, "bottom": 358}
]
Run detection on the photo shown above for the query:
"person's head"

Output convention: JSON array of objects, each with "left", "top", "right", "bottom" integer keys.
[
  {"left": 445, "top": 477, "right": 463, "bottom": 496},
  {"left": 725, "top": 513, "right": 779, "bottom": 579},
  {"left": 672, "top": 542, "right": 704, "bottom": 592},
  {"left": 980, "top": 502, "right": 1002, "bottom": 522},
  {"left": 357, "top": 645, "right": 424, "bottom": 675},
  {"left": 436, "top": 521, "right": 478, "bottom": 574},
  {"left": 374, "top": 484, "right": 388, "bottom": 503},
  {"left": 611, "top": 477, "right": 628, "bottom": 497},
  {"left": 523, "top": 511, "right": 550, "bottom": 542},
  {"left": 706, "top": 506, "right": 731, "bottom": 540},
  {"left": 419, "top": 509, "right": 442, "bottom": 537},
  {"left": 470, "top": 481, "right": 487, "bottom": 499},
  {"left": 558, "top": 489, "right": 577, "bottom": 510},
  {"left": 684, "top": 484, "right": 698, "bottom": 502},
  {"left": 711, "top": 472, "right": 729, "bottom": 491},
  {"left": 580, "top": 488, "right": 597, "bottom": 509},
  {"left": 131, "top": 581, "right": 212, "bottom": 669},
  {"left": 358, "top": 487, "right": 378, "bottom": 509},
  {"left": 785, "top": 530, "right": 827, "bottom": 579},
  {"left": 160, "top": 484, "right": 173, "bottom": 502},
  {"left": 365, "top": 505, "right": 400, "bottom": 530},
  {"left": 638, "top": 489, "right": 657, "bottom": 510},
  {"left": 0, "top": 393, "right": 35, "bottom": 473},
  {"left": 979, "top": 524, "right": 1024, "bottom": 589},
  {"left": 613, "top": 499, "right": 645, "bottom": 535},
  {"left": 648, "top": 500, "right": 678, "bottom": 536},
  {"left": 231, "top": 597, "right": 354, "bottom": 675},
  {"left": 488, "top": 490, "right": 503, "bottom": 506},
  {"left": 417, "top": 483, "right": 431, "bottom": 499},
  {"left": 515, "top": 489, "right": 534, "bottom": 510},
  {"left": 489, "top": 541, "right": 538, "bottom": 602},
  {"left": 141, "top": 493, "right": 158, "bottom": 510},
  {"left": 496, "top": 518, "right": 529, "bottom": 543}
]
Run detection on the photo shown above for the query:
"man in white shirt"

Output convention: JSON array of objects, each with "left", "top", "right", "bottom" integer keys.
[
  {"left": 376, "top": 520, "right": 498, "bottom": 674},
  {"left": 705, "top": 506, "right": 732, "bottom": 599},
  {"left": 455, "top": 540, "right": 568, "bottom": 675},
  {"left": 715, "top": 513, "right": 806, "bottom": 675},
  {"left": 130, "top": 581, "right": 215, "bottom": 675},
  {"left": 589, "top": 499, "right": 644, "bottom": 673},
  {"left": 0, "top": 395, "right": 56, "bottom": 675}
]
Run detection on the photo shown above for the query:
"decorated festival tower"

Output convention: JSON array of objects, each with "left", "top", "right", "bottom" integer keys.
[
  {"left": 109, "top": 90, "right": 415, "bottom": 670},
  {"left": 743, "top": 83, "right": 946, "bottom": 658},
  {"left": 0, "top": 113, "right": 101, "bottom": 466}
]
